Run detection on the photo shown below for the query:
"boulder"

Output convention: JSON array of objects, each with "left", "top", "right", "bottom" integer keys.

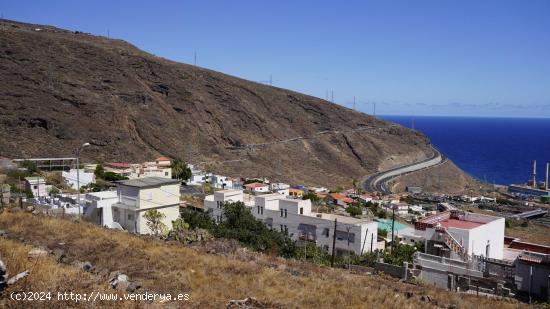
[
  {"left": 126, "top": 281, "right": 142, "bottom": 293},
  {"left": 52, "top": 248, "right": 68, "bottom": 263},
  {"left": 28, "top": 248, "right": 48, "bottom": 259}
]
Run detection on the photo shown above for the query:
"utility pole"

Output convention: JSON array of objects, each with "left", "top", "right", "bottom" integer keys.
[
  {"left": 373, "top": 102, "right": 377, "bottom": 116},
  {"left": 360, "top": 228, "right": 369, "bottom": 254},
  {"left": 269, "top": 74, "right": 273, "bottom": 86},
  {"left": 370, "top": 233, "right": 374, "bottom": 252},
  {"left": 347, "top": 227, "right": 351, "bottom": 270},
  {"left": 330, "top": 218, "right": 337, "bottom": 267},
  {"left": 391, "top": 205, "right": 396, "bottom": 255}
]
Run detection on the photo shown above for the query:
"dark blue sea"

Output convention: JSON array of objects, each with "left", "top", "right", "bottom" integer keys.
[{"left": 381, "top": 116, "right": 550, "bottom": 185}]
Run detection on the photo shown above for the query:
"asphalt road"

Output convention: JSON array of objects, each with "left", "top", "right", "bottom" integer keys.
[{"left": 363, "top": 147, "right": 445, "bottom": 194}]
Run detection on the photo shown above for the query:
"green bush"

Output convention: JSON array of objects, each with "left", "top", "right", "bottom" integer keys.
[
  {"left": 214, "top": 201, "right": 297, "bottom": 257},
  {"left": 302, "top": 192, "right": 320, "bottom": 202},
  {"left": 102, "top": 172, "right": 129, "bottom": 181},
  {"left": 346, "top": 204, "right": 363, "bottom": 217}
]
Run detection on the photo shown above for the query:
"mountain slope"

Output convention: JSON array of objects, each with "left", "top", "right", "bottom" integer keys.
[{"left": 1, "top": 19, "right": 441, "bottom": 187}]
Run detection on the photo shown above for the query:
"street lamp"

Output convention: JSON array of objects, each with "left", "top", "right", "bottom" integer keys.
[{"left": 75, "top": 142, "right": 90, "bottom": 217}]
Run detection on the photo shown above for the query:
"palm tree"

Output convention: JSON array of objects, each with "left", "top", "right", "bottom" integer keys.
[{"left": 171, "top": 159, "right": 186, "bottom": 180}]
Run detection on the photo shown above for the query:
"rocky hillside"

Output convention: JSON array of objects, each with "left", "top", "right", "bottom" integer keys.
[{"left": 1, "top": 19, "right": 450, "bottom": 187}]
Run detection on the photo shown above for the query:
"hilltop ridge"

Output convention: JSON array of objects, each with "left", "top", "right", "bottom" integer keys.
[{"left": 0, "top": 19, "right": 468, "bottom": 189}]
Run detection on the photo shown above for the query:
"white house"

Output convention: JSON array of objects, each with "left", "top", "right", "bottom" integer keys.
[
  {"left": 25, "top": 176, "right": 47, "bottom": 198},
  {"left": 204, "top": 190, "right": 378, "bottom": 256},
  {"left": 62, "top": 169, "right": 95, "bottom": 190},
  {"left": 244, "top": 182, "right": 269, "bottom": 193},
  {"left": 415, "top": 210, "right": 505, "bottom": 260},
  {"left": 83, "top": 190, "right": 118, "bottom": 228},
  {"left": 270, "top": 183, "right": 290, "bottom": 196},
  {"left": 111, "top": 177, "right": 181, "bottom": 234},
  {"left": 209, "top": 175, "right": 234, "bottom": 189}
]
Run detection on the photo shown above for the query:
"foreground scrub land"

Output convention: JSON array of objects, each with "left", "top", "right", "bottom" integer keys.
[{"left": 0, "top": 210, "right": 527, "bottom": 308}]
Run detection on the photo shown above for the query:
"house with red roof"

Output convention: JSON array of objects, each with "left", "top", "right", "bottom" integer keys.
[
  {"left": 244, "top": 182, "right": 269, "bottom": 193},
  {"left": 328, "top": 193, "right": 354, "bottom": 208}
]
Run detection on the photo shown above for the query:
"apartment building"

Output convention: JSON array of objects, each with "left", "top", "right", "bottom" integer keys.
[
  {"left": 204, "top": 190, "right": 378, "bottom": 256},
  {"left": 111, "top": 177, "right": 181, "bottom": 234}
]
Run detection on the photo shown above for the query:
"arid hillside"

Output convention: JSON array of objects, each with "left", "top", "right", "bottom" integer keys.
[
  {"left": 0, "top": 211, "right": 526, "bottom": 308},
  {"left": 0, "top": 19, "right": 468, "bottom": 188}
]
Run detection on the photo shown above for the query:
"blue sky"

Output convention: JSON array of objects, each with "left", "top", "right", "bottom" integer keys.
[{"left": 1, "top": 0, "right": 549, "bottom": 117}]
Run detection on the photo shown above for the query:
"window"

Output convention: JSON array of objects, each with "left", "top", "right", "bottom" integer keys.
[
  {"left": 323, "top": 245, "right": 329, "bottom": 252},
  {"left": 260, "top": 207, "right": 264, "bottom": 215},
  {"left": 280, "top": 225, "right": 284, "bottom": 232},
  {"left": 284, "top": 209, "right": 287, "bottom": 218},
  {"left": 128, "top": 214, "right": 134, "bottom": 221},
  {"left": 280, "top": 209, "right": 284, "bottom": 217},
  {"left": 257, "top": 206, "right": 261, "bottom": 214},
  {"left": 323, "top": 228, "right": 330, "bottom": 237},
  {"left": 300, "top": 207, "right": 303, "bottom": 215},
  {"left": 217, "top": 201, "right": 223, "bottom": 209},
  {"left": 33, "top": 185, "right": 37, "bottom": 189},
  {"left": 165, "top": 172, "right": 169, "bottom": 176}
]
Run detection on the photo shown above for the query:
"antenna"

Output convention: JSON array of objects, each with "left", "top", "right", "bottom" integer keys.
[
  {"left": 353, "top": 96, "right": 356, "bottom": 111},
  {"left": 331, "top": 90, "right": 334, "bottom": 103},
  {"left": 373, "top": 102, "right": 377, "bottom": 116},
  {"left": 107, "top": 29, "right": 110, "bottom": 38},
  {"left": 194, "top": 51, "right": 197, "bottom": 66}
]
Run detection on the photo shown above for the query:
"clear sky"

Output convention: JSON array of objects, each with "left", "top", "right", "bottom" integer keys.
[{"left": 1, "top": 0, "right": 549, "bottom": 117}]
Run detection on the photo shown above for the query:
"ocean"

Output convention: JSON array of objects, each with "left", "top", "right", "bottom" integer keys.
[{"left": 381, "top": 115, "right": 550, "bottom": 186}]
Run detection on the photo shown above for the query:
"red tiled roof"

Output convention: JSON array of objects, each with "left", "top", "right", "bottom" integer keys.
[
  {"left": 245, "top": 182, "right": 267, "bottom": 189},
  {"left": 289, "top": 188, "right": 303, "bottom": 193},
  {"left": 106, "top": 162, "right": 130, "bottom": 168},
  {"left": 156, "top": 156, "right": 171, "bottom": 162},
  {"left": 330, "top": 193, "right": 346, "bottom": 200}
]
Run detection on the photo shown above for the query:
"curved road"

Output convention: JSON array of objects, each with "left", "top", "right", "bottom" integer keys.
[{"left": 363, "top": 147, "right": 445, "bottom": 194}]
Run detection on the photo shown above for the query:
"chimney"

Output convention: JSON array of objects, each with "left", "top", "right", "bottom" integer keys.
[
  {"left": 546, "top": 162, "right": 549, "bottom": 191},
  {"left": 532, "top": 160, "right": 537, "bottom": 188}
]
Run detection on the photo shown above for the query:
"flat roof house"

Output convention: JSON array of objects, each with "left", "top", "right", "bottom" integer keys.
[
  {"left": 204, "top": 189, "right": 378, "bottom": 256},
  {"left": 415, "top": 210, "right": 505, "bottom": 260},
  {"left": 25, "top": 176, "right": 47, "bottom": 198},
  {"left": 111, "top": 177, "right": 181, "bottom": 234}
]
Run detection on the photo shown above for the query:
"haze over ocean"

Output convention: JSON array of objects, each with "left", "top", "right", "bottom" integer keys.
[{"left": 382, "top": 115, "right": 550, "bottom": 186}]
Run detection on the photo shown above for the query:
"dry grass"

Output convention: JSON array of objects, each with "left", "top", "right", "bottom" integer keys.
[
  {"left": 0, "top": 211, "right": 528, "bottom": 308},
  {"left": 505, "top": 222, "right": 550, "bottom": 246}
]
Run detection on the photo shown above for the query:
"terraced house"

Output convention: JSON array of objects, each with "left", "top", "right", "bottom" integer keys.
[{"left": 204, "top": 189, "right": 378, "bottom": 256}]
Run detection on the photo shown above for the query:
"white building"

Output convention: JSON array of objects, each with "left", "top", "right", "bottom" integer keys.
[
  {"left": 415, "top": 210, "right": 505, "bottom": 260},
  {"left": 83, "top": 190, "right": 118, "bottom": 228},
  {"left": 62, "top": 169, "right": 95, "bottom": 190},
  {"left": 209, "top": 175, "right": 234, "bottom": 189},
  {"left": 270, "top": 183, "right": 290, "bottom": 196},
  {"left": 25, "top": 176, "right": 47, "bottom": 198},
  {"left": 244, "top": 182, "right": 269, "bottom": 193},
  {"left": 204, "top": 190, "right": 378, "bottom": 256},
  {"left": 111, "top": 177, "right": 181, "bottom": 234}
]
